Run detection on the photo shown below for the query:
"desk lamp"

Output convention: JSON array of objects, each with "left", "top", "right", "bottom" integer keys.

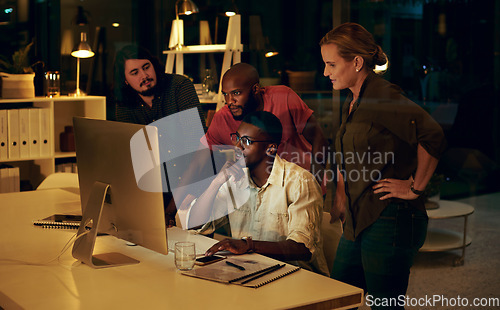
[
  {"left": 265, "top": 37, "right": 279, "bottom": 58},
  {"left": 172, "top": 0, "right": 199, "bottom": 49},
  {"left": 225, "top": 0, "right": 239, "bottom": 17},
  {"left": 70, "top": 32, "right": 94, "bottom": 96}
]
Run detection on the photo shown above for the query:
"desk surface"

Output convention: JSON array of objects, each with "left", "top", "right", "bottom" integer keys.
[{"left": 0, "top": 189, "right": 363, "bottom": 310}]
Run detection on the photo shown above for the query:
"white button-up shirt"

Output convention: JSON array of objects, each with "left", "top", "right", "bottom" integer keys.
[{"left": 196, "top": 155, "right": 329, "bottom": 276}]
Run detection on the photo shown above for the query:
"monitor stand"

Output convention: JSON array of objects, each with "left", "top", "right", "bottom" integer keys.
[{"left": 72, "top": 181, "right": 140, "bottom": 268}]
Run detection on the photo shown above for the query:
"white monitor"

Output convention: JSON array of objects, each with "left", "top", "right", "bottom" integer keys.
[{"left": 72, "top": 117, "right": 168, "bottom": 268}]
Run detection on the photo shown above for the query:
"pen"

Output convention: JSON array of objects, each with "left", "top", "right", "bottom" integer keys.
[
  {"left": 240, "top": 264, "right": 285, "bottom": 284},
  {"left": 226, "top": 260, "right": 245, "bottom": 270}
]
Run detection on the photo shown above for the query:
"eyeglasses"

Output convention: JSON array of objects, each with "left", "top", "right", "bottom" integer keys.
[{"left": 230, "top": 132, "right": 273, "bottom": 148}]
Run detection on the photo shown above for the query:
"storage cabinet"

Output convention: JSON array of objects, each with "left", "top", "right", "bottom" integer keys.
[{"left": 0, "top": 96, "right": 106, "bottom": 189}]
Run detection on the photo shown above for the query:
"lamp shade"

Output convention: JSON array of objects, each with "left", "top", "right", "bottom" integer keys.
[
  {"left": 177, "top": 0, "right": 199, "bottom": 16},
  {"left": 225, "top": 0, "right": 238, "bottom": 17},
  {"left": 264, "top": 37, "right": 278, "bottom": 58},
  {"left": 75, "top": 6, "right": 89, "bottom": 26},
  {"left": 265, "top": 50, "right": 279, "bottom": 58},
  {"left": 71, "top": 32, "right": 94, "bottom": 58}
]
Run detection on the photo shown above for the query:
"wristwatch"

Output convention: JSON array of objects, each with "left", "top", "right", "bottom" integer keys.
[
  {"left": 410, "top": 181, "right": 425, "bottom": 196},
  {"left": 241, "top": 236, "right": 254, "bottom": 253}
]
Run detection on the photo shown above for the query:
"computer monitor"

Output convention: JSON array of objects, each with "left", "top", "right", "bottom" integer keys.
[{"left": 72, "top": 117, "right": 168, "bottom": 268}]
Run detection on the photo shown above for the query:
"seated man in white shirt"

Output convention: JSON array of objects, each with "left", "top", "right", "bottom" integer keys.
[{"left": 188, "top": 111, "right": 329, "bottom": 276}]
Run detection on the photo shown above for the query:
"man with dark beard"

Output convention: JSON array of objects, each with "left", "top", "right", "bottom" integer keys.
[
  {"left": 205, "top": 63, "right": 328, "bottom": 188},
  {"left": 113, "top": 45, "right": 205, "bottom": 126},
  {"left": 113, "top": 45, "right": 206, "bottom": 226}
]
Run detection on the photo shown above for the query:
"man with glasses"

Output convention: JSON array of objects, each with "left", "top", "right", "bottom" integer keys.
[
  {"left": 204, "top": 63, "right": 328, "bottom": 190},
  {"left": 189, "top": 111, "right": 329, "bottom": 276}
]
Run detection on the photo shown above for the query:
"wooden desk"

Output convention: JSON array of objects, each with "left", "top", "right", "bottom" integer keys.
[{"left": 0, "top": 189, "right": 363, "bottom": 310}]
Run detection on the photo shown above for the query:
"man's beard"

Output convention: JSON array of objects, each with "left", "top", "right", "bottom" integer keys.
[
  {"left": 139, "top": 84, "right": 157, "bottom": 97},
  {"left": 231, "top": 96, "right": 257, "bottom": 121}
]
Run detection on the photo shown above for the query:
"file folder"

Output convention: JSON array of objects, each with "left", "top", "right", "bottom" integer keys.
[
  {"left": 40, "top": 108, "right": 51, "bottom": 157},
  {"left": 8, "top": 166, "right": 20, "bottom": 192},
  {"left": 0, "top": 110, "right": 7, "bottom": 160},
  {"left": 28, "top": 108, "right": 41, "bottom": 157},
  {"left": 19, "top": 108, "right": 30, "bottom": 158},
  {"left": 7, "top": 109, "right": 20, "bottom": 159},
  {"left": 0, "top": 167, "right": 9, "bottom": 193}
]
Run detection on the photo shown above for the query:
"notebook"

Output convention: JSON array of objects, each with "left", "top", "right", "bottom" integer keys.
[
  {"left": 181, "top": 258, "right": 300, "bottom": 288},
  {"left": 33, "top": 214, "right": 82, "bottom": 229}
]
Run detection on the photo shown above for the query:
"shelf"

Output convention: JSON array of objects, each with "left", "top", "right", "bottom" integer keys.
[
  {"left": 420, "top": 228, "right": 472, "bottom": 252},
  {"left": 418, "top": 200, "right": 474, "bottom": 265},
  {"left": 164, "top": 15, "right": 242, "bottom": 111},
  {"left": 55, "top": 151, "right": 76, "bottom": 158},
  {"left": 163, "top": 44, "right": 229, "bottom": 54},
  {"left": 0, "top": 95, "right": 105, "bottom": 104},
  {"left": 1, "top": 96, "right": 106, "bottom": 189},
  {"left": 199, "top": 98, "right": 218, "bottom": 105},
  {"left": 0, "top": 156, "right": 53, "bottom": 163}
]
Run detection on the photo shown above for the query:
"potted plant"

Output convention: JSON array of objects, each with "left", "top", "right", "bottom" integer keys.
[{"left": 0, "top": 41, "right": 37, "bottom": 99}]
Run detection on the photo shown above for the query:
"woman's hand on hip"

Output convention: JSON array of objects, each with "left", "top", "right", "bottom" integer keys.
[{"left": 373, "top": 177, "right": 420, "bottom": 200}]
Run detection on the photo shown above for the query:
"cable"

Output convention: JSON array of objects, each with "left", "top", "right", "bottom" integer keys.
[{"left": 0, "top": 230, "right": 90, "bottom": 266}]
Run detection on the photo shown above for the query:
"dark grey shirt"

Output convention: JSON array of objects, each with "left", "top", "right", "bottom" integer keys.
[{"left": 335, "top": 72, "right": 446, "bottom": 240}]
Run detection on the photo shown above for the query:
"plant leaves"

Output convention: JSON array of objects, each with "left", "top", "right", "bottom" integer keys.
[{"left": 0, "top": 41, "right": 34, "bottom": 74}]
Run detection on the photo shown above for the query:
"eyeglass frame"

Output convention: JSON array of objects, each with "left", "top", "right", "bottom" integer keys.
[{"left": 230, "top": 132, "right": 274, "bottom": 149}]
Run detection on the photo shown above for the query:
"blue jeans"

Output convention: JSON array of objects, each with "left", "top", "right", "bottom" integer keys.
[{"left": 332, "top": 202, "right": 428, "bottom": 309}]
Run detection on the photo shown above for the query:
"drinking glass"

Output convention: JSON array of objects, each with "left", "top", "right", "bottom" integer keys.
[
  {"left": 45, "top": 71, "right": 60, "bottom": 97},
  {"left": 174, "top": 242, "right": 196, "bottom": 271}
]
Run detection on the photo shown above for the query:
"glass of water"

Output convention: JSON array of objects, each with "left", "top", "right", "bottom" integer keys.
[
  {"left": 174, "top": 242, "right": 196, "bottom": 271},
  {"left": 45, "top": 71, "right": 60, "bottom": 97}
]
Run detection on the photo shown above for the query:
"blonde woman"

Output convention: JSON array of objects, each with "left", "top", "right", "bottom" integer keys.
[{"left": 320, "top": 23, "right": 445, "bottom": 308}]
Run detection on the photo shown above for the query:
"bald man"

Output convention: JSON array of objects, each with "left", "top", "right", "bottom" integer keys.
[{"left": 205, "top": 63, "right": 328, "bottom": 188}]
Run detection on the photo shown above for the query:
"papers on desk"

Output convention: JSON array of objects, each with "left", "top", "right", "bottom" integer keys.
[{"left": 181, "top": 258, "right": 300, "bottom": 288}]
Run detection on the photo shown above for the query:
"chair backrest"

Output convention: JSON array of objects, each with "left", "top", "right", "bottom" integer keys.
[
  {"left": 321, "top": 212, "right": 342, "bottom": 275},
  {"left": 37, "top": 173, "right": 79, "bottom": 190},
  {"left": 206, "top": 109, "right": 216, "bottom": 128}
]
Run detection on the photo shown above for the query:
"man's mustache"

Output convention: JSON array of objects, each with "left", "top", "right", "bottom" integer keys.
[
  {"left": 228, "top": 104, "right": 243, "bottom": 110},
  {"left": 140, "top": 78, "right": 154, "bottom": 87}
]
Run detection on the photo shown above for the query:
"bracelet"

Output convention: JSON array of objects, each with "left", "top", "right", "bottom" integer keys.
[
  {"left": 410, "top": 181, "right": 425, "bottom": 196},
  {"left": 242, "top": 236, "right": 254, "bottom": 253}
]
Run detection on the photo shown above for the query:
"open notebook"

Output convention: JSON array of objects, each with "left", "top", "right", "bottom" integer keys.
[{"left": 181, "top": 258, "right": 300, "bottom": 288}]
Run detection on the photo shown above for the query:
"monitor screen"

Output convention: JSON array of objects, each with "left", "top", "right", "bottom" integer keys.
[{"left": 72, "top": 117, "right": 167, "bottom": 268}]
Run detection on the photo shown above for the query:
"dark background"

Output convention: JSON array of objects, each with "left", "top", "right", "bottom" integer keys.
[{"left": 1, "top": 0, "right": 499, "bottom": 198}]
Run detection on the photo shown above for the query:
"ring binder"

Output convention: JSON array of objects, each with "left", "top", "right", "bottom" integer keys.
[
  {"left": 33, "top": 214, "right": 82, "bottom": 229},
  {"left": 228, "top": 263, "right": 282, "bottom": 283}
]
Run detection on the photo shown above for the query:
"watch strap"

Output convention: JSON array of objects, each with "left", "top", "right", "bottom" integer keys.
[
  {"left": 410, "top": 181, "right": 425, "bottom": 196},
  {"left": 242, "top": 236, "right": 254, "bottom": 253}
]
